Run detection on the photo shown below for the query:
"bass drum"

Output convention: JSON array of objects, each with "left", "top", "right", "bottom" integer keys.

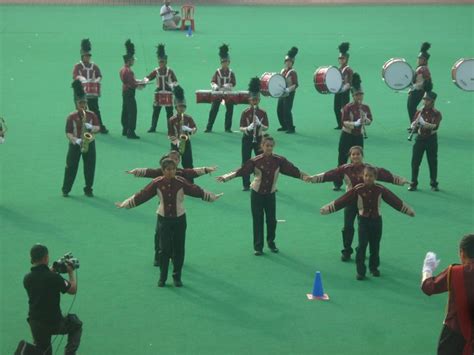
[
  {"left": 382, "top": 58, "right": 414, "bottom": 90},
  {"left": 451, "top": 58, "right": 474, "bottom": 91}
]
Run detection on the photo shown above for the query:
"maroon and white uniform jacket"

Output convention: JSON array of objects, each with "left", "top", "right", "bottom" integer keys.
[
  {"left": 73, "top": 62, "right": 102, "bottom": 81},
  {"left": 341, "top": 102, "right": 373, "bottom": 136},
  {"left": 411, "top": 107, "right": 442, "bottom": 138},
  {"left": 222, "top": 154, "right": 304, "bottom": 194},
  {"left": 131, "top": 167, "right": 209, "bottom": 180},
  {"left": 65, "top": 110, "right": 99, "bottom": 140},
  {"left": 120, "top": 65, "right": 138, "bottom": 92},
  {"left": 311, "top": 163, "right": 406, "bottom": 190},
  {"left": 280, "top": 68, "right": 298, "bottom": 90},
  {"left": 239, "top": 107, "right": 269, "bottom": 138},
  {"left": 411, "top": 65, "right": 432, "bottom": 91},
  {"left": 323, "top": 183, "right": 414, "bottom": 218},
  {"left": 146, "top": 67, "right": 178, "bottom": 91},
  {"left": 168, "top": 114, "right": 197, "bottom": 142},
  {"left": 120, "top": 176, "right": 217, "bottom": 217},
  {"left": 339, "top": 65, "right": 353, "bottom": 92},
  {"left": 211, "top": 68, "right": 236, "bottom": 90}
]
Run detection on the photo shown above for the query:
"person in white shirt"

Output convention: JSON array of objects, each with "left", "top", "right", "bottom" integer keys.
[{"left": 161, "top": 0, "right": 181, "bottom": 30}]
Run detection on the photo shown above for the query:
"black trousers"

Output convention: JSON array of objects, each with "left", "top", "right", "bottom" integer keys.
[
  {"left": 86, "top": 97, "right": 105, "bottom": 128},
  {"left": 333, "top": 91, "right": 350, "bottom": 128},
  {"left": 62, "top": 141, "right": 96, "bottom": 194},
  {"left": 341, "top": 202, "right": 358, "bottom": 255},
  {"left": 150, "top": 104, "right": 173, "bottom": 130},
  {"left": 28, "top": 314, "right": 82, "bottom": 355},
  {"left": 437, "top": 324, "right": 466, "bottom": 355},
  {"left": 121, "top": 89, "right": 137, "bottom": 134},
  {"left": 171, "top": 140, "right": 193, "bottom": 176},
  {"left": 154, "top": 217, "right": 161, "bottom": 263},
  {"left": 411, "top": 134, "right": 438, "bottom": 187},
  {"left": 251, "top": 190, "right": 277, "bottom": 252},
  {"left": 356, "top": 216, "right": 382, "bottom": 276},
  {"left": 407, "top": 89, "right": 424, "bottom": 123},
  {"left": 158, "top": 214, "right": 187, "bottom": 281},
  {"left": 277, "top": 91, "right": 295, "bottom": 131},
  {"left": 241, "top": 136, "right": 261, "bottom": 188},
  {"left": 334, "top": 131, "right": 364, "bottom": 188},
  {"left": 206, "top": 99, "right": 234, "bottom": 131}
]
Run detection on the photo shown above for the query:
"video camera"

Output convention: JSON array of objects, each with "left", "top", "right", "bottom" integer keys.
[{"left": 52, "top": 252, "right": 80, "bottom": 274}]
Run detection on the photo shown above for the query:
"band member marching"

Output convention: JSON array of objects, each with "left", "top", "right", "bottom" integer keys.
[
  {"left": 408, "top": 91, "right": 442, "bottom": 192},
  {"left": 205, "top": 44, "right": 236, "bottom": 133},
  {"left": 115, "top": 158, "right": 223, "bottom": 287},
  {"left": 306, "top": 146, "right": 409, "bottom": 261},
  {"left": 407, "top": 42, "right": 433, "bottom": 124},
  {"left": 240, "top": 77, "right": 269, "bottom": 191},
  {"left": 320, "top": 165, "right": 415, "bottom": 280},
  {"left": 277, "top": 46, "right": 298, "bottom": 134},
  {"left": 73, "top": 39, "right": 108, "bottom": 134},
  {"left": 146, "top": 44, "right": 178, "bottom": 133},
  {"left": 334, "top": 73, "right": 372, "bottom": 190},
  {"left": 333, "top": 42, "right": 353, "bottom": 130},
  {"left": 62, "top": 80, "right": 100, "bottom": 197},
  {"left": 120, "top": 39, "right": 145, "bottom": 139},
  {"left": 168, "top": 86, "right": 197, "bottom": 174},
  {"left": 217, "top": 135, "right": 308, "bottom": 255}
]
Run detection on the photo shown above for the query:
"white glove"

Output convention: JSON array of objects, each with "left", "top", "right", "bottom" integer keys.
[
  {"left": 284, "top": 87, "right": 290, "bottom": 94},
  {"left": 211, "top": 83, "right": 219, "bottom": 91},
  {"left": 77, "top": 76, "right": 87, "bottom": 83},
  {"left": 182, "top": 125, "right": 193, "bottom": 133},
  {"left": 255, "top": 117, "right": 262, "bottom": 126},
  {"left": 422, "top": 252, "right": 440, "bottom": 274},
  {"left": 85, "top": 123, "right": 93, "bottom": 130},
  {"left": 247, "top": 122, "right": 255, "bottom": 131},
  {"left": 75, "top": 138, "right": 82, "bottom": 145},
  {"left": 320, "top": 205, "right": 331, "bottom": 215},
  {"left": 353, "top": 119, "right": 362, "bottom": 127},
  {"left": 223, "top": 83, "right": 232, "bottom": 90},
  {"left": 142, "top": 77, "right": 150, "bottom": 84},
  {"left": 418, "top": 116, "right": 426, "bottom": 126}
]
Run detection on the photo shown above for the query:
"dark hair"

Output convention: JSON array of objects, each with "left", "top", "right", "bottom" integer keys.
[
  {"left": 349, "top": 146, "right": 364, "bottom": 157},
  {"left": 159, "top": 154, "right": 170, "bottom": 166},
  {"left": 30, "top": 244, "right": 48, "bottom": 264},
  {"left": 160, "top": 158, "right": 177, "bottom": 170},
  {"left": 363, "top": 165, "right": 378, "bottom": 178},
  {"left": 261, "top": 134, "right": 275, "bottom": 145},
  {"left": 168, "top": 150, "right": 180, "bottom": 157},
  {"left": 460, "top": 234, "right": 474, "bottom": 258}
]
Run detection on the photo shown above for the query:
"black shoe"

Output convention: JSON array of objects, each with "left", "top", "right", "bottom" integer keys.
[
  {"left": 341, "top": 253, "right": 351, "bottom": 262},
  {"left": 370, "top": 269, "right": 381, "bottom": 277},
  {"left": 285, "top": 129, "right": 295, "bottom": 134},
  {"left": 204, "top": 128, "right": 212, "bottom": 133},
  {"left": 431, "top": 185, "right": 439, "bottom": 192},
  {"left": 277, "top": 127, "right": 287, "bottom": 132},
  {"left": 127, "top": 133, "right": 140, "bottom": 139},
  {"left": 173, "top": 278, "right": 183, "bottom": 287},
  {"left": 333, "top": 186, "right": 342, "bottom": 191},
  {"left": 356, "top": 274, "right": 365, "bottom": 280},
  {"left": 334, "top": 126, "right": 342, "bottom": 130},
  {"left": 100, "top": 126, "right": 109, "bottom": 134},
  {"left": 158, "top": 280, "right": 166, "bottom": 287},
  {"left": 254, "top": 250, "right": 263, "bottom": 256},
  {"left": 268, "top": 245, "right": 279, "bottom": 253},
  {"left": 147, "top": 128, "right": 156, "bottom": 133},
  {"left": 408, "top": 184, "right": 417, "bottom": 191},
  {"left": 225, "top": 129, "right": 233, "bottom": 133},
  {"left": 62, "top": 191, "right": 69, "bottom": 197},
  {"left": 84, "top": 189, "right": 94, "bottom": 197},
  {"left": 242, "top": 186, "right": 250, "bottom": 191}
]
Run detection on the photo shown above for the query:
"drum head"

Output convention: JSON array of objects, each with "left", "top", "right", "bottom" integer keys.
[
  {"left": 453, "top": 59, "right": 474, "bottom": 91},
  {"left": 383, "top": 60, "right": 413, "bottom": 90},
  {"left": 325, "top": 67, "right": 343, "bottom": 93},
  {"left": 268, "top": 74, "right": 286, "bottom": 98}
]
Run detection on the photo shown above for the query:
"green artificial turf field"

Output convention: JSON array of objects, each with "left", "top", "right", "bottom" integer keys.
[{"left": 0, "top": 4, "right": 473, "bottom": 355}]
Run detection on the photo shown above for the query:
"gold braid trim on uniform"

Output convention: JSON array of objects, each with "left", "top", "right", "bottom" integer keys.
[
  {"left": 311, "top": 173, "right": 325, "bottom": 183},
  {"left": 123, "top": 196, "right": 136, "bottom": 208},
  {"left": 222, "top": 172, "right": 237, "bottom": 182}
]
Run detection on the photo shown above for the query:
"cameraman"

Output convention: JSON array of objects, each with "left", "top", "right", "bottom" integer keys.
[{"left": 22, "top": 244, "right": 82, "bottom": 355}]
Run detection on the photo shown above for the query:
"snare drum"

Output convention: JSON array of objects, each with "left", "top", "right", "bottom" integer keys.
[
  {"left": 382, "top": 58, "right": 414, "bottom": 90},
  {"left": 195, "top": 90, "right": 214, "bottom": 104},
  {"left": 154, "top": 91, "right": 173, "bottom": 106},
  {"left": 83, "top": 82, "right": 101, "bottom": 97},
  {"left": 224, "top": 91, "right": 250, "bottom": 105},
  {"left": 314, "top": 66, "right": 342, "bottom": 94},
  {"left": 260, "top": 72, "right": 286, "bottom": 98},
  {"left": 451, "top": 58, "right": 474, "bottom": 91}
]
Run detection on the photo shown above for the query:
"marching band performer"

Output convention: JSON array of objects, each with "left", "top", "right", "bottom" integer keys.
[
  {"left": 120, "top": 39, "right": 145, "bottom": 139},
  {"left": 73, "top": 39, "right": 108, "bottom": 134},
  {"left": 0, "top": 116, "right": 7, "bottom": 144},
  {"left": 306, "top": 146, "right": 409, "bottom": 261},
  {"left": 407, "top": 42, "right": 433, "bottom": 124},
  {"left": 333, "top": 42, "right": 353, "bottom": 130},
  {"left": 115, "top": 158, "right": 223, "bottom": 287},
  {"left": 205, "top": 44, "right": 236, "bottom": 133},
  {"left": 276, "top": 46, "right": 298, "bottom": 134},
  {"left": 334, "top": 73, "right": 372, "bottom": 190},
  {"left": 217, "top": 135, "right": 308, "bottom": 255},
  {"left": 421, "top": 234, "right": 474, "bottom": 355},
  {"left": 240, "top": 77, "right": 269, "bottom": 191},
  {"left": 62, "top": 80, "right": 100, "bottom": 197},
  {"left": 321, "top": 165, "right": 415, "bottom": 280},
  {"left": 168, "top": 86, "right": 197, "bottom": 173},
  {"left": 146, "top": 44, "right": 178, "bottom": 133},
  {"left": 408, "top": 91, "right": 442, "bottom": 192}
]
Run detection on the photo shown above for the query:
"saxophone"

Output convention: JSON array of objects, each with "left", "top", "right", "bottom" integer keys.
[
  {"left": 80, "top": 109, "right": 93, "bottom": 153},
  {"left": 178, "top": 112, "right": 188, "bottom": 155}
]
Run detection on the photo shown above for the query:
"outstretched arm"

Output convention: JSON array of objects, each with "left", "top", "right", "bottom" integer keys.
[
  {"left": 115, "top": 180, "right": 157, "bottom": 209},
  {"left": 381, "top": 187, "right": 415, "bottom": 216},
  {"left": 320, "top": 189, "right": 357, "bottom": 215}
]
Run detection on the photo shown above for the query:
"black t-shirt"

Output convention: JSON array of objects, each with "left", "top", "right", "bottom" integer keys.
[{"left": 23, "top": 264, "right": 71, "bottom": 324}]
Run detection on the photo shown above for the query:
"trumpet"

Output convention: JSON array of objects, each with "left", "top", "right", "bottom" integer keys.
[{"left": 80, "top": 109, "right": 93, "bottom": 153}]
